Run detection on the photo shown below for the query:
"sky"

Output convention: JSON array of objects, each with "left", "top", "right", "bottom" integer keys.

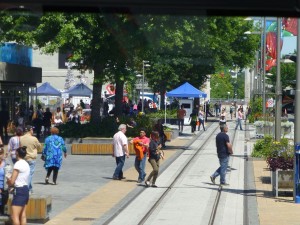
[{"left": 282, "top": 36, "right": 297, "bottom": 56}]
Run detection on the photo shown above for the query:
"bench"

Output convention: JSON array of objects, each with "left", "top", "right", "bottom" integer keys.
[
  {"left": 5, "top": 195, "right": 52, "bottom": 223},
  {"left": 71, "top": 143, "right": 135, "bottom": 155}
]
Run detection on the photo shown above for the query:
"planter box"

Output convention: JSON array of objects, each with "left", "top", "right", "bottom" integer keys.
[
  {"left": 164, "top": 131, "right": 172, "bottom": 141},
  {"left": 271, "top": 169, "right": 293, "bottom": 197},
  {"left": 255, "top": 126, "right": 274, "bottom": 138},
  {"left": 71, "top": 142, "right": 135, "bottom": 155},
  {"left": 6, "top": 195, "right": 52, "bottom": 223}
]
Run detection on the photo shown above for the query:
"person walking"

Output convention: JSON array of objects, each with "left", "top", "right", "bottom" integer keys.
[
  {"left": 34, "top": 104, "right": 44, "bottom": 140},
  {"left": 219, "top": 114, "right": 226, "bottom": 131},
  {"left": 188, "top": 112, "right": 198, "bottom": 134},
  {"left": 177, "top": 105, "right": 186, "bottom": 133},
  {"left": 229, "top": 103, "right": 235, "bottom": 119},
  {"left": 210, "top": 124, "right": 233, "bottom": 186},
  {"left": 20, "top": 125, "right": 42, "bottom": 194},
  {"left": 8, "top": 128, "right": 23, "bottom": 164},
  {"left": 145, "top": 131, "right": 163, "bottom": 188},
  {"left": 131, "top": 128, "right": 150, "bottom": 183},
  {"left": 43, "top": 107, "right": 53, "bottom": 137},
  {"left": 235, "top": 108, "right": 244, "bottom": 130},
  {"left": 7, "top": 146, "right": 30, "bottom": 225},
  {"left": 198, "top": 109, "right": 206, "bottom": 131},
  {"left": 42, "top": 127, "right": 67, "bottom": 185},
  {"left": 112, "top": 124, "right": 129, "bottom": 180},
  {"left": 53, "top": 107, "right": 64, "bottom": 125},
  {"left": 154, "top": 120, "right": 166, "bottom": 148}
]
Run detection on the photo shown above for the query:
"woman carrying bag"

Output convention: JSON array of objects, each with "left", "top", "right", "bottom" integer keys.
[{"left": 145, "top": 131, "right": 163, "bottom": 188}]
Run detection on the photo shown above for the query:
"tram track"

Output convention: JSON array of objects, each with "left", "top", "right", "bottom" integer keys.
[{"left": 104, "top": 121, "right": 240, "bottom": 225}]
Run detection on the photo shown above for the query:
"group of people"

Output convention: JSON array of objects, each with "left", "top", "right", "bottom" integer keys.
[
  {"left": 112, "top": 124, "right": 164, "bottom": 188},
  {"left": 0, "top": 124, "right": 67, "bottom": 224},
  {"left": 177, "top": 105, "right": 206, "bottom": 134}
]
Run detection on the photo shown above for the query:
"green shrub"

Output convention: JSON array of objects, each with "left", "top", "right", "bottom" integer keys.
[
  {"left": 251, "top": 136, "right": 273, "bottom": 158},
  {"left": 251, "top": 136, "right": 291, "bottom": 159},
  {"left": 58, "top": 114, "right": 158, "bottom": 139}
]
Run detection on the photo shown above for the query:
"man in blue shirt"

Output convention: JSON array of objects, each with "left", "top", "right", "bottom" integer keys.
[{"left": 210, "top": 124, "right": 233, "bottom": 185}]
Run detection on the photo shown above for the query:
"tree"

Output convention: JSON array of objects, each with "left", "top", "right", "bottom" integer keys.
[
  {"left": 0, "top": 11, "right": 259, "bottom": 118},
  {"left": 138, "top": 16, "right": 258, "bottom": 107},
  {"left": 210, "top": 72, "right": 234, "bottom": 99},
  {"left": 268, "top": 62, "right": 296, "bottom": 91}
]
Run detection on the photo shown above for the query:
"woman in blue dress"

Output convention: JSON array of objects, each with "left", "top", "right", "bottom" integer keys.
[{"left": 42, "top": 127, "right": 67, "bottom": 185}]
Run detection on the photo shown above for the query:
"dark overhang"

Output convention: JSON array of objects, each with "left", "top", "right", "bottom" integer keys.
[{"left": 0, "top": 62, "right": 42, "bottom": 84}]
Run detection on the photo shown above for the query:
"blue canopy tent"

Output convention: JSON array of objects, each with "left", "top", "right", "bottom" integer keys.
[
  {"left": 165, "top": 82, "right": 207, "bottom": 124},
  {"left": 66, "top": 83, "right": 92, "bottom": 97},
  {"left": 166, "top": 82, "right": 207, "bottom": 98},
  {"left": 31, "top": 82, "right": 61, "bottom": 96}
]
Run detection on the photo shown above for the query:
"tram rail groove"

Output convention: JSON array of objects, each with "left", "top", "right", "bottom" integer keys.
[
  {"left": 105, "top": 121, "right": 240, "bottom": 225},
  {"left": 207, "top": 123, "right": 238, "bottom": 225},
  {"left": 138, "top": 123, "right": 233, "bottom": 225}
]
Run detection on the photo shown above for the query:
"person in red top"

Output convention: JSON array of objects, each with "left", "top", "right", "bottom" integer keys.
[
  {"left": 177, "top": 105, "right": 186, "bottom": 133},
  {"left": 130, "top": 128, "right": 150, "bottom": 183}
]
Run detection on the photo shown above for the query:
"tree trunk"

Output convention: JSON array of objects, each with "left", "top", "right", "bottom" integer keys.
[
  {"left": 114, "top": 78, "right": 124, "bottom": 117},
  {"left": 159, "top": 85, "right": 166, "bottom": 110},
  {"left": 90, "top": 64, "right": 105, "bottom": 123}
]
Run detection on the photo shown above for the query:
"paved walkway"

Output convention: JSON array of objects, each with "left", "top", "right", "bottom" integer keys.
[{"left": 3, "top": 118, "right": 300, "bottom": 225}]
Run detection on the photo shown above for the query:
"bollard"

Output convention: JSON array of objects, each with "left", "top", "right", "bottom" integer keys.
[{"left": 294, "top": 142, "right": 300, "bottom": 203}]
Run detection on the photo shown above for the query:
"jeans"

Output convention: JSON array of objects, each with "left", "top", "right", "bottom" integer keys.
[
  {"left": 211, "top": 156, "right": 229, "bottom": 184},
  {"left": 27, "top": 160, "right": 36, "bottom": 191},
  {"left": 113, "top": 155, "right": 125, "bottom": 179},
  {"left": 235, "top": 118, "right": 243, "bottom": 130},
  {"left": 135, "top": 153, "right": 147, "bottom": 181},
  {"left": 198, "top": 119, "right": 205, "bottom": 131},
  {"left": 178, "top": 119, "right": 184, "bottom": 132}
]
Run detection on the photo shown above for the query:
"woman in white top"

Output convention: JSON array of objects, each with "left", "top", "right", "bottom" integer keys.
[
  {"left": 7, "top": 128, "right": 23, "bottom": 164},
  {"left": 7, "top": 146, "right": 30, "bottom": 225}
]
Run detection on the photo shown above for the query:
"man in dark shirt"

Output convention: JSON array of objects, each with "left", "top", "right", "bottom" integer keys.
[{"left": 210, "top": 124, "right": 233, "bottom": 185}]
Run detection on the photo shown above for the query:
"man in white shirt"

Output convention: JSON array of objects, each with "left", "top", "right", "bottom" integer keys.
[{"left": 112, "top": 124, "right": 129, "bottom": 180}]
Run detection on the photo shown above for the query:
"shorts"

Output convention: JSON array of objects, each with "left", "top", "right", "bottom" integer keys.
[{"left": 12, "top": 186, "right": 29, "bottom": 206}]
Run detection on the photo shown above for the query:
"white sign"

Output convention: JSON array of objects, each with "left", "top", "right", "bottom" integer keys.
[
  {"left": 61, "top": 93, "right": 69, "bottom": 99},
  {"left": 267, "top": 98, "right": 274, "bottom": 108}
]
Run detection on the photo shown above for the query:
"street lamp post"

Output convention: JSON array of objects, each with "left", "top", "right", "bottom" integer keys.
[
  {"left": 141, "top": 60, "right": 150, "bottom": 113},
  {"left": 227, "top": 92, "right": 230, "bottom": 102}
]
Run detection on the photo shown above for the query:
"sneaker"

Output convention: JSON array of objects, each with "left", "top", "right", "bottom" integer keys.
[
  {"left": 151, "top": 184, "right": 158, "bottom": 188},
  {"left": 137, "top": 179, "right": 142, "bottom": 183},
  {"left": 210, "top": 176, "right": 215, "bottom": 184},
  {"left": 112, "top": 176, "right": 120, "bottom": 180},
  {"left": 145, "top": 181, "right": 150, "bottom": 187},
  {"left": 45, "top": 177, "right": 49, "bottom": 184}
]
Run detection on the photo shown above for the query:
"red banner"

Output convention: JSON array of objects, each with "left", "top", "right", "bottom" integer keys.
[{"left": 282, "top": 18, "right": 298, "bottom": 36}]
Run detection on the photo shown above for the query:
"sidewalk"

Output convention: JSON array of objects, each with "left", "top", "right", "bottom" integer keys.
[
  {"left": 247, "top": 121, "right": 300, "bottom": 225},
  {"left": 4, "top": 120, "right": 300, "bottom": 225}
]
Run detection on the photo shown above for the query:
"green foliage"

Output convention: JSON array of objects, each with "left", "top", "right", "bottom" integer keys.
[
  {"left": 0, "top": 13, "right": 259, "bottom": 120},
  {"left": 269, "top": 62, "right": 296, "bottom": 90},
  {"left": 251, "top": 136, "right": 274, "bottom": 158},
  {"left": 210, "top": 72, "right": 233, "bottom": 98},
  {"left": 248, "top": 96, "right": 263, "bottom": 123},
  {"left": 147, "top": 109, "right": 177, "bottom": 120},
  {"left": 58, "top": 114, "right": 157, "bottom": 139},
  {"left": 251, "top": 136, "right": 294, "bottom": 171}
]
